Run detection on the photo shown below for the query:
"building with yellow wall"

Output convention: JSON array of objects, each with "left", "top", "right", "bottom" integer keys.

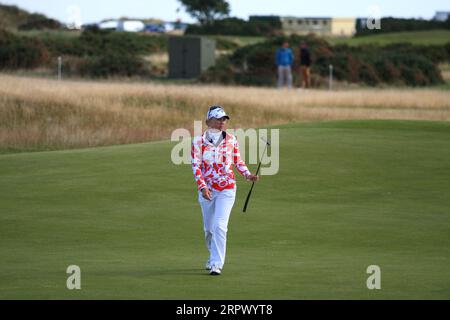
[
  {"left": 331, "top": 18, "right": 356, "bottom": 36},
  {"left": 278, "top": 16, "right": 356, "bottom": 37}
]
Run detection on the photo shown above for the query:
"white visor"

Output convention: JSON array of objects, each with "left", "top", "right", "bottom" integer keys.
[{"left": 207, "top": 106, "right": 230, "bottom": 120}]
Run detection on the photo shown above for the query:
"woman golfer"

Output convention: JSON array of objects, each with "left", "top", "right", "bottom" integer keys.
[{"left": 191, "top": 105, "right": 259, "bottom": 275}]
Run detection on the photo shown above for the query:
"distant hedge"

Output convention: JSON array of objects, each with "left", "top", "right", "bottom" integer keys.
[
  {"left": 186, "top": 17, "right": 281, "bottom": 36},
  {"left": 74, "top": 53, "right": 149, "bottom": 78},
  {"left": 1, "top": 27, "right": 448, "bottom": 84},
  {"left": 356, "top": 17, "right": 450, "bottom": 36},
  {"left": 201, "top": 34, "right": 446, "bottom": 87},
  {"left": 40, "top": 29, "right": 167, "bottom": 57},
  {"left": 0, "top": 29, "right": 50, "bottom": 69},
  {"left": 0, "top": 28, "right": 164, "bottom": 77},
  {"left": 18, "top": 13, "right": 62, "bottom": 31},
  {"left": 0, "top": 4, "right": 64, "bottom": 31}
]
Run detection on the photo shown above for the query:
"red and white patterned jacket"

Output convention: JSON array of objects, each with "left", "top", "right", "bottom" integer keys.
[{"left": 191, "top": 131, "right": 251, "bottom": 191}]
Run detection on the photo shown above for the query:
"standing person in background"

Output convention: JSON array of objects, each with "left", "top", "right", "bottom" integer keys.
[
  {"left": 275, "top": 41, "right": 294, "bottom": 89},
  {"left": 299, "top": 41, "right": 311, "bottom": 89}
]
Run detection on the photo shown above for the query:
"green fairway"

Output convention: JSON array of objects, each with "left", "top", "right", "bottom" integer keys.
[
  {"left": 1, "top": 120, "right": 450, "bottom": 299},
  {"left": 327, "top": 30, "right": 450, "bottom": 46}
]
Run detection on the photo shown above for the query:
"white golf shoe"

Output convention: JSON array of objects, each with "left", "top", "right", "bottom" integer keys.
[
  {"left": 209, "top": 265, "right": 221, "bottom": 276},
  {"left": 205, "top": 259, "right": 212, "bottom": 270}
]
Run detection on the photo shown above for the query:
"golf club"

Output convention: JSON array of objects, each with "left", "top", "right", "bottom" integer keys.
[{"left": 242, "top": 136, "right": 270, "bottom": 213}]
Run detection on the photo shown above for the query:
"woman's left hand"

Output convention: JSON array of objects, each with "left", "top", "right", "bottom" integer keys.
[{"left": 246, "top": 174, "right": 260, "bottom": 182}]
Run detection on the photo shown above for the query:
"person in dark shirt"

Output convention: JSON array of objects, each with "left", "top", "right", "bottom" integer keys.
[{"left": 299, "top": 42, "right": 311, "bottom": 89}]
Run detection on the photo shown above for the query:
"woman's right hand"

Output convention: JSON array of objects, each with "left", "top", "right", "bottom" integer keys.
[{"left": 201, "top": 188, "right": 212, "bottom": 201}]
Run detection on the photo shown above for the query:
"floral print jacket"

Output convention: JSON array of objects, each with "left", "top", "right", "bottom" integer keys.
[{"left": 191, "top": 131, "right": 251, "bottom": 191}]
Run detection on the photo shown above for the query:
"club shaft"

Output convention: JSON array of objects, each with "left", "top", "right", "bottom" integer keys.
[{"left": 242, "top": 142, "right": 269, "bottom": 212}]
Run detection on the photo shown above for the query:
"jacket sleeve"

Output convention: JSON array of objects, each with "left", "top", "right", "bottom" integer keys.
[
  {"left": 191, "top": 139, "right": 207, "bottom": 191},
  {"left": 233, "top": 138, "right": 251, "bottom": 179}
]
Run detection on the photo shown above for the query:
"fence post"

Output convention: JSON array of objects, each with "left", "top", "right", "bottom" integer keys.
[
  {"left": 329, "top": 64, "right": 333, "bottom": 91},
  {"left": 58, "top": 56, "right": 62, "bottom": 81}
]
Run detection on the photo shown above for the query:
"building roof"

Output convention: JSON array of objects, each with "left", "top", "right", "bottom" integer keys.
[{"left": 281, "top": 16, "right": 332, "bottom": 20}]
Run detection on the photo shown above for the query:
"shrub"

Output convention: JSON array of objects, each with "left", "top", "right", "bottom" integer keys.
[
  {"left": 18, "top": 13, "right": 62, "bottom": 30},
  {"left": 374, "top": 59, "right": 402, "bottom": 83},
  {"left": 214, "top": 37, "right": 239, "bottom": 51},
  {"left": 76, "top": 53, "right": 150, "bottom": 78},
  {"left": 202, "top": 34, "right": 444, "bottom": 87},
  {"left": 186, "top": 17, "right": 280, "bottom": 36},
  {"left": 0, "top": 29, "right": 50, "bottom": 69},
  {"left": 356, "top": 17, "right": 450, "bottom": 36},
  {"left": 358, "top": 62, "right": 381, "bottom": 86},
  {"left": 77, "top": 29, "right": 167, "bottom": 56},
  {"left": 200, "top": 55, "right": 235, "bottom": 84},
  {"left": 387, "top": 53, "right": 443, "bottom": 86},
  {"left": 384, "top": 43, "right": 448, "bottom": 63}
]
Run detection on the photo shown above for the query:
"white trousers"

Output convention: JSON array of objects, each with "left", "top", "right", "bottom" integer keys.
[{"left": 198, "top": 187, "right": 236, "bottom": 269}]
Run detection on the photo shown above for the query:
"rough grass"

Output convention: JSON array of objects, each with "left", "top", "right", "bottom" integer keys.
[{"left": 1, "top": 74, "right": 450, "bottom": 153}]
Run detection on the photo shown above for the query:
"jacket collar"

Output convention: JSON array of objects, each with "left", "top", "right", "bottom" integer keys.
[{"left": 204, "top": 130, "right": 226, "bottom": 147}]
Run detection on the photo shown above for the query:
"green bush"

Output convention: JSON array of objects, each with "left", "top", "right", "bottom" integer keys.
[
  {"left": 387, "top": 53, "right": 443, "bottom": 86},
  {"left": 0, "top": 29, "right": 50, "bottom": 69},
  {"left": 446, "top": 43, "right": 450, "bottom": 60},
  {"left": 40, "top": 34, "right": 85, "bottom": 56},
  {"left": 383, "top": 43, "right": 449, "bottom": 63},
  {"left": 358, "top": 62, "right": 381, "bottom": 86},
  {"left": 77, "top": 29, "right": 167, "bottom": 56},
  {"left": 38, "top": 29, "right": 167, "bottom": 57},
  {"left": 59, "top": 56, "right": 85, "bottom": 77},
  {"left": 0, "top": 28, "right": 164, "bottom": 77},
  {"left": 356, "top": 17, "right": 450, "bottom": 36},
  {"left": 76, "top": 53, "right": 150, "bottom": 78},
  {"left": 202, "top": 34, "right": 445, "bottom": 87},
  {"left": 186, "top": 17, "right": 280, "bottom": 36},
  {"left": 373, "top": 59, "right": 402, "bottom": 83},
  {"left": 18, "top": 13, "right": 62, "bottom": 30},
  {"left": 199, "top": 55, "right": 235, "bottom": 84}
]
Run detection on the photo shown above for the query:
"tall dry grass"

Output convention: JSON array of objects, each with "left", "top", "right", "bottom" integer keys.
[{"left": 1, "top": 74, "right": 450, "bottom": 153}]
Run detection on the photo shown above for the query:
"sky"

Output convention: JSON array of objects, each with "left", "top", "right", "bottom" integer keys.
[{"left": 1, "top": 0, "right": 449, "bottom": 24}]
